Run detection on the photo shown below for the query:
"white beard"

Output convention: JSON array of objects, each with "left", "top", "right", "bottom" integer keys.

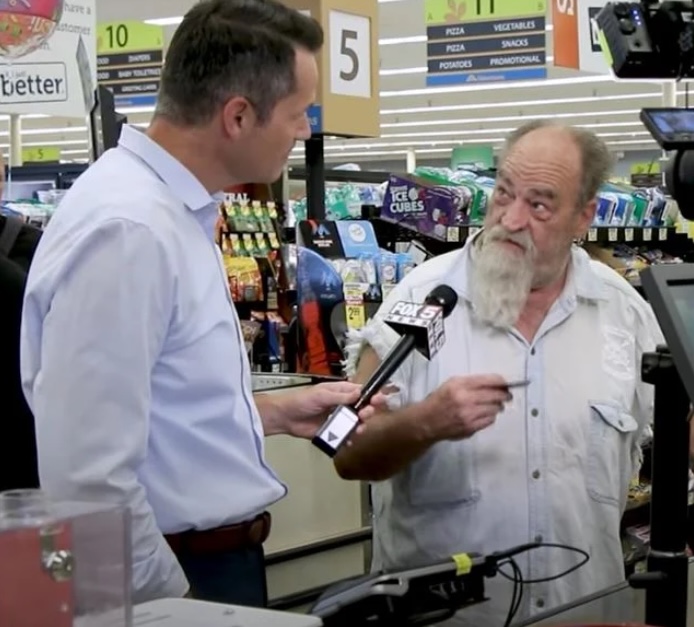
[{"left": 470, "top": 227, "right": 535, "bottom": 330}]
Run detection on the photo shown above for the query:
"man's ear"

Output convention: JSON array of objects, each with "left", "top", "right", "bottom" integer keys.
[
  {"left": 575, "top": 198, "right": 597, "bottom": 239},
  {"left": 221, "top": 97, "right": 255, "bottom": 139}
]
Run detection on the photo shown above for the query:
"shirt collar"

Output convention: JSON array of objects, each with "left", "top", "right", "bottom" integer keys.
[
  {"left": 118, "top": 125, "right": 223, "bottom": 212},
  {"left": 449, "top": 229, "right": 608, "bottom": 303}
]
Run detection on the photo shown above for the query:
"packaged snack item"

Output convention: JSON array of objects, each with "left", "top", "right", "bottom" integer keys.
[
  {"left": 377, "top": 252, "right": 398, "bottom": 285},
  {"left": 225, "top": 257, "right": 263, "bottom": 301}
]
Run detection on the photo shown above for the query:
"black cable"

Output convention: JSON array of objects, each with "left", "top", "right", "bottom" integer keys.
[
  {"left": 498, "top": 557, "right": 523, "bottom": 627},
  {"left": 491, "top": 542, "right": 590, "bottom": 627}
]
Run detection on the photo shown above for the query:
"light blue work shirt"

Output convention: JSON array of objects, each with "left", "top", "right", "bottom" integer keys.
[
  {"left": 347, "top": 236, "right": 663, "bottom": 626},
  {"left": 20, "top": 125, "right": 287, "bottom": 603}
]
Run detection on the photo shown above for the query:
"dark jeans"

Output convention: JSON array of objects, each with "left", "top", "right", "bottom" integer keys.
[{"left": 177, "top": 544, "right": 268, "bottom": 607}]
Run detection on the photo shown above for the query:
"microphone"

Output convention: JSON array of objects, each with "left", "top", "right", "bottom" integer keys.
[{"left": 312, "top": 285, "right": 458, "bottom": 458}]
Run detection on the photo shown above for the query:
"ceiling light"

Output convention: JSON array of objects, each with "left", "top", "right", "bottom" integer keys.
[
  {"left": 381, "top": 108, "right": 642, "bottom": 129},
  {"left": 380, "top": 121, "right": 645, "bottom": 140},
  {"left": 20, "top": 126, "right": 88, "bottom": 136},
  {"left": 143, "top": 16, "right": 184, "bottom": 26},
  {"left": 288, "top": 140, "right": 657, "bottom": 161},
  {"left": 116, "top": 105, "right": 156, "bottom": 115},
  {"left": 310, "top": 130, "right": 652, "bottom": 153},
  {"left": 382, "top": 74, "right": 668, "bottom": 97},
  {"left": 380, "top": 91, "right": 663, "bottom": 115},
  {"left": 145, "top": 0, "right": 411, "bottom": 26}
]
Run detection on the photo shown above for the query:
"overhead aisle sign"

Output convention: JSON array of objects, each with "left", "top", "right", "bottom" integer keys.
[
  {"left": 425, "top": 0, "right": 547, "bottom": 86},
  {"left": 552, "top": 0, "right": 610, "bottom": 73},
  {"left": 281, "top": 0, "right": 379, "bottom": 137},
  {"left": 97, "top": 21, "right": 164, "bottom": 108},
  {"left": 22, "top": 146, "right": 61, "bottom": 163}
]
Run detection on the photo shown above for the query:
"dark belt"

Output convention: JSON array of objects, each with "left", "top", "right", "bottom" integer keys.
[{"left": 165, "top": 512, "right": 271, "bottom": 556}]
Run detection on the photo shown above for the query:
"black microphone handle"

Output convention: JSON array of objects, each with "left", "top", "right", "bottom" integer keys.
[{"left": 353, "top": 334, "right": 417, "bottom": 412}]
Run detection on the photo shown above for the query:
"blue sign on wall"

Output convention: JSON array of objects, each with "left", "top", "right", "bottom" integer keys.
[
  {"left": 114, "top": 94, "right": 158, "bottom": 109},
  {"left": 307, "top": 104, "right": 322, "bottom": 134}
]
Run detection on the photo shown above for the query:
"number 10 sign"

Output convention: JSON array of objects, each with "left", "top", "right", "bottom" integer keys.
[{"left": 282, "top": 0, "right": 380, "bottom": 138}]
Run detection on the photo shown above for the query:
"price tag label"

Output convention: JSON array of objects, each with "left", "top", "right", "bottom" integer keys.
[
  {"left": 608, "top": 228, "right": 618, "bottom": 242},
  {"left": 588, "top": 228, "right": 598, "bottom": 242},
  {"left": 625, "top": 228, "right": 634, "bottom": 242},
  {"left": 659, "top": 227, "right": 668, "bottom": 241},
  {"left": 643, "top": 228, "right": 652, "bottom": 242},
  {"left": 343, "top": 282, "right": 367, "bottom": 303},
  {"left": 345, "top": 304, "right": 365, "bottom": 330},
  {"left": 22, "top": 146, "right": 60, "bottom": 163},
  {"left": 97, "top": 21, "right": 164, "bottom": 54},
  {"left": 329, "top": 11, "right": 371, "bottom": 98}
]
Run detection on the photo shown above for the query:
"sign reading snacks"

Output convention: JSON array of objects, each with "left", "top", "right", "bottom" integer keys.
[
  {"left": 280, "top": 0, "right": 379, "bottom": 138},
  {"left": 96, "top": 21, "right": 163, "bottom": 108},
  {"left": 425, "top": 0, "right": 547, "bottom": 86}
]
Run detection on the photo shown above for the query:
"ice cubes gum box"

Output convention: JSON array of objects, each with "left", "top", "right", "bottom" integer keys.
[{"left": 380, "top": 173, "right": 484, "bottom": 241}]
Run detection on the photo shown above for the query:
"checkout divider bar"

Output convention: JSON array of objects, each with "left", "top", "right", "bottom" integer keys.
[{"left": 265, "top": 527, "right": 372, "bottom": 611}]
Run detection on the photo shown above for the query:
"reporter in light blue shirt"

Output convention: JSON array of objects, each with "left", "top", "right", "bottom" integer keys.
[{"left": 19, "top": 0, "right": 377, "bottom": 607}]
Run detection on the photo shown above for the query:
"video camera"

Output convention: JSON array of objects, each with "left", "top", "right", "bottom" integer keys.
[
  {"left": 596, "top": 2, "right": 694, "bottom": 219},
  {"left": 595, "top": 2, "right": 694, "bottom": 80}
]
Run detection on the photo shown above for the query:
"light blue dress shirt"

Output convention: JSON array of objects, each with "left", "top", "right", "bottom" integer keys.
[{"left": 20, "top": 125, "right": 287, "bottom": 602}]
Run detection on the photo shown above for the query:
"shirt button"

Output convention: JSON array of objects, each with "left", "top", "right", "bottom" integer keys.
[
  {"left": 536, "top": 598, "right": 545, "bottom": 609},
  {"left": 534, "top": 534, "right": 543, "bottom": 543},
  {"left": 531, "top": 347, "right": 536, "bottom": 356},
  {"left": 531, "top": 408, "right": 539, "bottom": 417},
  {"left": 532, "top": 470, "right": 541, "bottom": 480}
]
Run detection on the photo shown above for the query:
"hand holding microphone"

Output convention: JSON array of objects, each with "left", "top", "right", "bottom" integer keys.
[{"left": 312, "top": 285, "right": 459, "bottom": 457}]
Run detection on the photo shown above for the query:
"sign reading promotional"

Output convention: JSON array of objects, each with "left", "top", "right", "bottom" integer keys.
[
  {"left": 0, "top": 0, "right": 97, "bottom": 117},
  {"left": 425, "top": 0, "right": 547, "bottom": 86}
]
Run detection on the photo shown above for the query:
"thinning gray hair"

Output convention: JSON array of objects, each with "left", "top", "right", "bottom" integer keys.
[{"left": 499, "top": 119, "right": 614, "bottom": 208}]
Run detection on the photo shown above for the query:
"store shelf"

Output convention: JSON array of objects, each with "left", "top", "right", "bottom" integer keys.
[
  {"left": 584, "top": 226, "right": 680, "bottom": 245},
  {"left": 372, "top": 217, "right": 685, "bottom": 251}
]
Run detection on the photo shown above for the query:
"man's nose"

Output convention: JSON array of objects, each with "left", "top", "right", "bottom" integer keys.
[
  {"left": 500, "top": 199, "right": 530, "bottom": 232},
  {"left": 297, "top": 115, "right": 312, "bottom": 141}
]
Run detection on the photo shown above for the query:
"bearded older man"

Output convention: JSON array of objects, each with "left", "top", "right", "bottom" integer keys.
[{"left": 335, "top": 120, "right": 664, "bottom": 626}]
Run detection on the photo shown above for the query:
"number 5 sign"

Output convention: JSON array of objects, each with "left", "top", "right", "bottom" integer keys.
[
  {"left": 281, "top": 0, "right": 379, "bottom": 138},
  {"left": 329, "top": 11, "right": 371, "bottom": 98}
]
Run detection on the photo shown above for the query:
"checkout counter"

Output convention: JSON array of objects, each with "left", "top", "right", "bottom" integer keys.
[
  {"left": 252, "top": 373, "right": 371, "bottom": 606},
  {"left": 4, "top": 257, "right": 694, "bottom": 626}
]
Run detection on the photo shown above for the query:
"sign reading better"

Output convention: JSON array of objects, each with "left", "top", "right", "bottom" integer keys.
[
  {"left": 0, "top": 63, "right": 67, "bottom": 104},
  {"left": 0, "top": 0, "right": 96, "bottom": 117}
]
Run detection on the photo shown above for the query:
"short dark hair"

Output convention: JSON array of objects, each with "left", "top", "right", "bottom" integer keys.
[
  {"left": 156, "top": 0, "right": 323, "bottom": 125},
  {"left": 500, "top": 119, "right": 614, "bottom": 208}
]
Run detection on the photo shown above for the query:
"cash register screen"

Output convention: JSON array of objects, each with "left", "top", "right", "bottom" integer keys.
[
  {"left": 670, "top": 283, "right": 694, "bottom": 350},
  {"left": 649, "top": 109, "right": 694, "bottom": 134}
]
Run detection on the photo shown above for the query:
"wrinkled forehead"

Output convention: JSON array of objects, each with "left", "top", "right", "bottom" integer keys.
[{"left": 498, "top": 129, "right": 582, "bottom": 202}]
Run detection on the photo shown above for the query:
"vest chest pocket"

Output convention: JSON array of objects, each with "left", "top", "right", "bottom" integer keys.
[{"left": 587, "top": 403, "right": 639, "bottom": 507}]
